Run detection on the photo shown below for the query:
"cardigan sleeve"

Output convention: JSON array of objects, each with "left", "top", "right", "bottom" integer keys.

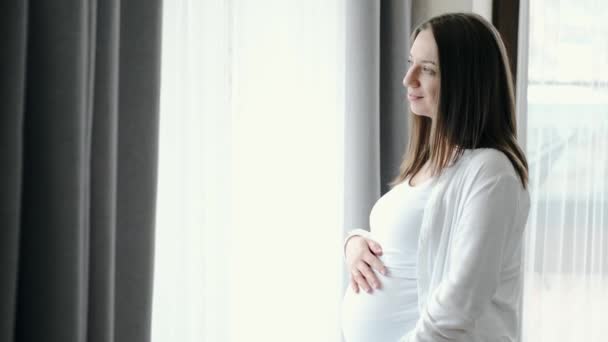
[{"left": 400, "top": 173, "right": 524, "bottom": 342}]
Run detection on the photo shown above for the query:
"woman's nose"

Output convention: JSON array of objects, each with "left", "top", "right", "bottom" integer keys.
[{"left": 403, "top": 67, "right": 418, "bottom": 88}]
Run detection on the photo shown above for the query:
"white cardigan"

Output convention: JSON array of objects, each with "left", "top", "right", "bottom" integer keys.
[{"left": 344, "top": 148, "right": 531, "bottom": 342}]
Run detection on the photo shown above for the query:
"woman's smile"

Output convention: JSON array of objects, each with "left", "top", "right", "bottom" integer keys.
[{"left": 408, "top": 94, "right": 424, "bottom": 101}]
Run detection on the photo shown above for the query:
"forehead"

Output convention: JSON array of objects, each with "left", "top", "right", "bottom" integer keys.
[{"left": 410, "top": 29, "right": 438, "bottom": 62}]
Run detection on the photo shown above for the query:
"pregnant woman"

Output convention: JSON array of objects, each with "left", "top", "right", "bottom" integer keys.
[{"left": 341, "top": 13, "right": 531, "bottom": 342}]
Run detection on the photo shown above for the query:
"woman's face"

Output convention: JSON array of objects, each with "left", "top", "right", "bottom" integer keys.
[{"left": 403, "top": 29, "right": 440, "bottom": 119}]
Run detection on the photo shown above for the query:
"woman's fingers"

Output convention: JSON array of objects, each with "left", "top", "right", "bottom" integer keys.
[
  {"left": 350, "top": 277, "right": 360, "bottom": 293},
  {"left": 363, "top": 252, "right": 388, "bottom": 276},
  {"left": 352, "top": 269, "right": 372, "bottom": 293},
  {"left": 344, "top": 236, "right": 387, "bottom": 293},
  {"left": 356, "top": 260, "right": 382, "bottom": 291},
  {"left": 366, "top": 239, "right": 383, "bottom": 256}
]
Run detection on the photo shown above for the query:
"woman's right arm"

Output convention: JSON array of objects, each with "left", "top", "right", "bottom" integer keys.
[{"left": 343, "top": 230, "right": 387, "bottom": 293}]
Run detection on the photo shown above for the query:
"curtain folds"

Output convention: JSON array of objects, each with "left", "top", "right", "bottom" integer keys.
[
  {"left": 344, "top": 0, "right": 412, "bottom": 237},
  {"left": 0, "top": 1, "right": 163, "bottom": 341},
  {"left": 380, "top": 0, "right": 412, "bottom": 195}
]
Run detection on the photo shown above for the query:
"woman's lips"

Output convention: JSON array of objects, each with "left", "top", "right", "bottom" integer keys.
[{"left": 408, "top": 94, "right": 423, "bottom": 101}]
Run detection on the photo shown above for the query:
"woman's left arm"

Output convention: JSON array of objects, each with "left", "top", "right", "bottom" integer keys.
[{"left": 401, "top": 173, "right": 526, "bottom": 342}]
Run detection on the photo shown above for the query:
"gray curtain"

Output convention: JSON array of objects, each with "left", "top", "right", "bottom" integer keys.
[
  {"left": 380, "top": 0, "right": 412, "bottom": 195},
  {"left": 344, "top": 0, "right": 411, "bottom": 238},
  {"left": 0, "top": 1, "right": 162, "bottom": 341}
]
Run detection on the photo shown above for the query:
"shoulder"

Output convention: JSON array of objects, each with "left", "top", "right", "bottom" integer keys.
[
  {"left": 448, "top": 149, "right": 530, "bottom": 220},
  {"left": 460, "top": 148, "right": 518, "bottom": 180}
]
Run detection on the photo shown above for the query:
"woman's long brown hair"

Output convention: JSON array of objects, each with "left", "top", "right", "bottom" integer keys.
[{"left": 389, "top": 13, "right": 529, "bottom": 190}]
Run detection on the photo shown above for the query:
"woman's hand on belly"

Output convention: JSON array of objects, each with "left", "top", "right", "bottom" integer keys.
[{"left": 345, "top": 236, "right": 387, "bottom": 293}]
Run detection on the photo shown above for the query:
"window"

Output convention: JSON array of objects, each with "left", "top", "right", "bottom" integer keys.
[{"left": 523, "top": 1, "right": 608, "bottom": 341}]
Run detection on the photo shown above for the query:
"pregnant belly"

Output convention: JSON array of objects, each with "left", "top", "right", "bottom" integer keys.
[{"left": 341, "top": 270, "right": 419, "bottom": 342}]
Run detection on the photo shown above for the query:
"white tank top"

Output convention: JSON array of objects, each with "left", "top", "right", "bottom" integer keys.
[{"left": 341, "top": 176, "right": 435, "bottom": 342}]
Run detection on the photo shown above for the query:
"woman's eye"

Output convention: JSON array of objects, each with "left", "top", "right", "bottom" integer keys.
[{"left": 423, "top": 67, "right": 436, "bottom": 75}]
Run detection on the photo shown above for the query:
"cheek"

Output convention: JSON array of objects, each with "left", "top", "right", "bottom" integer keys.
[
  {"left": 426, "top": 81, "right": 440, "bottom": 105},
  {"left": 428, "top": 82, "right": 439, "bottom": 100}
]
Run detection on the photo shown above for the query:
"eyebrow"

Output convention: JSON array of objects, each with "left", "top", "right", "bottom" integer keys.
[{"left": 409, "top": 55, "right": 437, "bottom": 65}]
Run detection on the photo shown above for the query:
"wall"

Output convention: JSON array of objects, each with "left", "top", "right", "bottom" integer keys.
[{"left": 411, "top": 0, "right": 492, "bottom": 29}]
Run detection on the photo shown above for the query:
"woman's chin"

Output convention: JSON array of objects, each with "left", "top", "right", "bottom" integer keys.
[{"left": 410, "top": 110, "right": 431, "bottom": 119}]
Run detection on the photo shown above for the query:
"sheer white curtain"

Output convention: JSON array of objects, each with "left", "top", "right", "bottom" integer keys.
[
  {"left": 151, "top": 0, "right": 347, "bottom": 341},
  {"left": 521, "top": 0, "right": 608, "bottom": 341}
]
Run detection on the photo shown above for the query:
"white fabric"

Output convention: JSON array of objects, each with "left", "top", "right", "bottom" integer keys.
[
  {"left": 153, "top": 1, "right": 346, "bottom": 341},
  {"left": 521, "top": 1, "right": 608, "bottom": 341},
  {"left": 341, "top": 177, "right": 435, "bottom": 341},
  {"left": 343, "top": 148, "right": 531, "bottom": 342}
]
